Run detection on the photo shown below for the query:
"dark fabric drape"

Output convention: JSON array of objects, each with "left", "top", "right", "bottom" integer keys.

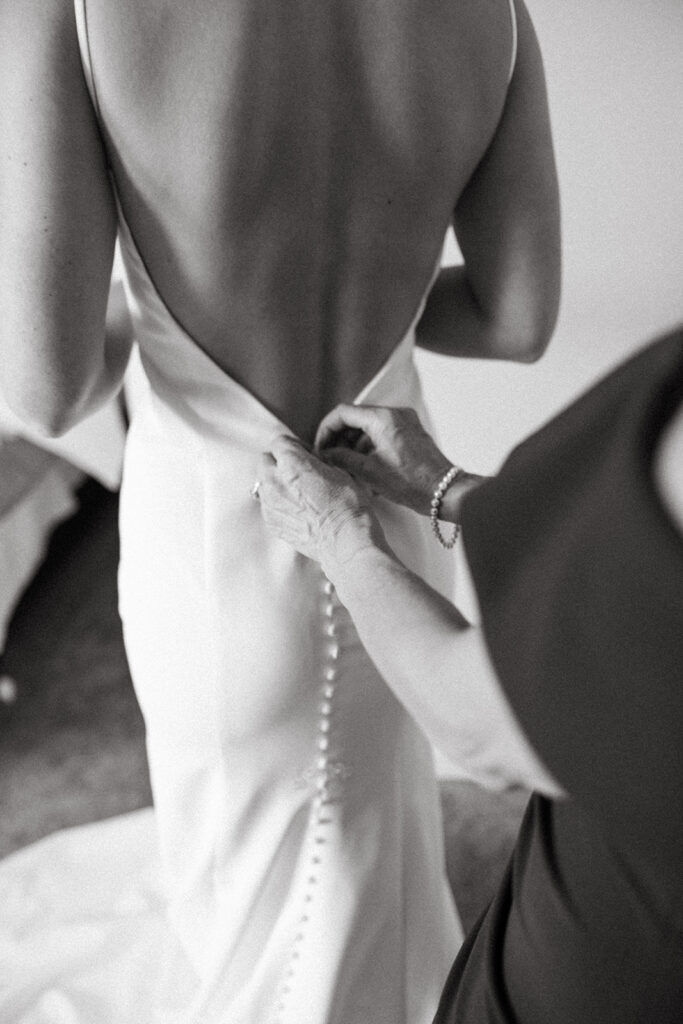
[{"left": 436, "top": 330, "right": 683, "bottom": 1023}]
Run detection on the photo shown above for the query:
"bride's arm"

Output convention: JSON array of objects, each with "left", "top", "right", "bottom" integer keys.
[
  {"left": 417, "top": 0, "right": 561, "bottom": 363},
  {"left": 0, "top": 0, "right": 126, "bottom": 437}
]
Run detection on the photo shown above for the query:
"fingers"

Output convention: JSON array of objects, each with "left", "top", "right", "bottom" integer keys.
[
  {"left": 335, "top": 426, "right": 366, "bottom": 451},
  {"left": 266, "top": 435, "right": 317, "bottom": 483},
  {"left": 256, "top": 445, "right": 304, "bottom": 507},
  {"left": 261, "top": 433, "right": 350, "bottom": 504},
  {"left": 321, "top": 446, "right": 367, "bottom": 476},
  {"left": 255, "top": 451, "right": 276, "bottom": 490},
  {"left": 315, "top": 404, "right": 393, "bottom": 452},
  {"left": 256, "top": 433, "right": 370, "bottom": 564},
  {"left": 262, "top": 430, "right": 374, "bottom": 511},
  {"left": 257, "top": 450, "right": 277, "bottom": 471},
  {"left": 269, "top": 434, "right": 311, "bottom": 461}
]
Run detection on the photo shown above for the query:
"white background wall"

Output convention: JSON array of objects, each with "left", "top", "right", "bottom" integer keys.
[{"left": 418, "top": 0, "right": 683, "bottom": 474}]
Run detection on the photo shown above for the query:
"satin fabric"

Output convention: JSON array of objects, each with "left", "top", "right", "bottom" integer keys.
[
  {"left": 113, "top": 194, "right": 462, "bottom": 1022},
  {"left": 0, "top": 223, "right": 463, "bottom": 1024},
  {"left": 0, "top": 4, "right": 467, "bottom": 1020}
]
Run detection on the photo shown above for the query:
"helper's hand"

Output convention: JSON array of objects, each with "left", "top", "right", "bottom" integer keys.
[
  {"left": 316, "top": 404, "right": 483, "bottom": 521},
  {"left": 257, "top": 435, "right": 385, "bottom": 572}
]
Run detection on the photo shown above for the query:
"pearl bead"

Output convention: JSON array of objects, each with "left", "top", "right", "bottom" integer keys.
[{"left": 276, "top": 571, "right": 347, "bottom": 1018}]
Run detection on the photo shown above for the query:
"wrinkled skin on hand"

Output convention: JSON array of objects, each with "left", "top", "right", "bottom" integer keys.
[
  {"left": 315, "top": 404, "right": 454, "bottom": 516},
  {"left": 257, "top": 434, "right": 380, "bottom": 568}
]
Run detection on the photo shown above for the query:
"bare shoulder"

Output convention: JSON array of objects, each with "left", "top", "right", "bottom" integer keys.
[
  {"left": 1, "top": 0, "right": 77, "bottom": 53},
  {"left": 0, "top": 0, "right": 86, "bottom": 108},
  {"left": 0, "top": 0, "right": 103, "bottom": 187}
]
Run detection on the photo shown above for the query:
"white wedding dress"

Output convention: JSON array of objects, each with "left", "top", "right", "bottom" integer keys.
[
  {"left": 0, "top": 242, "right": 462, "bottom": 1024},
  {"left": 0, "top": 0, "right": 533, "bottom": 1018},
  {"left": 114, "top": 208, "right": 464, "bottom": 1024}
]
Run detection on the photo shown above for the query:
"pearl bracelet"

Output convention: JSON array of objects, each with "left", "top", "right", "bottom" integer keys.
[{"left": 430, "top": 465, "right": 463, "bottom": 550}]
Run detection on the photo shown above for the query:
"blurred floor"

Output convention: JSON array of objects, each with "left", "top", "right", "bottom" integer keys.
[
  {"left": 0, "top": 482, "right": 528, "bottom": 934},
  {"left": 0, "top": 482, "right": 151, "bottom": 854}
]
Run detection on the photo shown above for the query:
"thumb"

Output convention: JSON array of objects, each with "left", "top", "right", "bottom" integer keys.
[{"left": 321, "top": 446, "right": 368, "bottom": 478}]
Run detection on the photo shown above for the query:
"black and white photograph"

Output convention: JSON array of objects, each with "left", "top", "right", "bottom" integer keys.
[{"left": 1, "top": 1, "right": 681, "bottom": 1021}]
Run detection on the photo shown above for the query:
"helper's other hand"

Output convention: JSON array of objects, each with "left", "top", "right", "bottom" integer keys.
[{"left": 316, "top": 404, "right": 483, "bottom": 521}]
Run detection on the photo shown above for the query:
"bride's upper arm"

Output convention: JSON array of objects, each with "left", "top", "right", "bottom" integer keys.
[
  {"left": 0, "top": 0, "right": 116, "bottom": 433},
  {"left": 453, "top": 0, "right": 561, "bottom": 363}
]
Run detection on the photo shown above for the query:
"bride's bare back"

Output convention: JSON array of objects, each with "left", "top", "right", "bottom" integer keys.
[{"left": 1, "top": 0, "right": 559, "bottom": 441}]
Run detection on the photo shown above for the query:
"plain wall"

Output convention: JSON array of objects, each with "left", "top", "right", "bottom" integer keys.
[{"left": 418, "top": 0, "right": 683, "bottom": 474}]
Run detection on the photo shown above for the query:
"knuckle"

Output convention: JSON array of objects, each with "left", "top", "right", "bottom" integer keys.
[
  {"left": 377, "top": 408, "right": 395, "bottom": 433},
  {"left": 396, "top": 406, "right": 415, "bottom": 425},
  {"left": 272, "top": 434, "right": 299, "bottom": 459}
]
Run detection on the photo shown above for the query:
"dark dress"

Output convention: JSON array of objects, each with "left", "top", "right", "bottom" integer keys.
[{"left": 435, "top": 330, "right": 683, "bottom": 1023}]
